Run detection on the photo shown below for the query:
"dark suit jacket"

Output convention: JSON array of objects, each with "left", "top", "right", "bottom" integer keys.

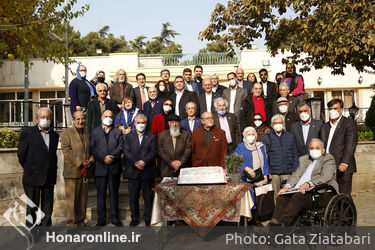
[
  {"left": 291, "top": 119, "right": 323, "bottom": 156},
  {"left": 17, "top": 125, "right": 59, "bottom": 186},
  {"left": 185, "top": 80, "right": 200, "bottom": 95},
  {"left": 198, "top": 92, "right": 219, "bottom": 116},
  {"left": 133, "top": 86, "right": 149, "bottom": 111},
  {"left": 213, "top": 84, "right": 227, "bottom": 97},
  {"left": 143, "top": 97, "right": 163, "bottom": 129},
  {"left": 123, "top": 131, "right": 157, "bottom": 180},
  {"left": 180, "top": 117, "right": 202, "bottom": 135},
  {"left": 320, "top": 116, "right": 358, "bottom": 173},
  {"left": 193, "top": 78, "right": 203, "bottom": 94},
  {"left": 86, "top": 98, "right": 119, "bottom": 133},
  {"left": 158, "top": 130, "right": 192, "bottom": 177},
  {"left": 261, "top": 81, "right": 278, "bottom": 103},
  {"left": 213, "top": 113, "right": 241, "bottom": 147},
  {"left": 239, "top": 95, "right": 273, "bottom": 132},
  {"left": 239, "top": 80, "right": 252, "bottom": 94},
  {"left": 191, "top": 126, "right": 227, "bottom": 168},
  {"left": 90, "top": 126, "right": 123, "bottom": 176},
  {"left": 272, "top": 95, "right": 299, "bottom": 115},
  {"left": 169, "top": 90, "right": 199, "bottom": 120},
  {"left": 283, "top": 112, "right": 300, "bottom": 132},
  {"left": 109, "top": 82, "right": 135, "bottom": 105}
]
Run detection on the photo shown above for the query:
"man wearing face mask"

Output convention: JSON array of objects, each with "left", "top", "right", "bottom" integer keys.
[
  {"left": 222, "top": 72, "right": 248, "bottom": 123},
  {"left": 320, "top": 99, "right": 358, "bottom": 195},
  {"left": 180, "top": 102, "right": 202, "bottom": 135},
  {"left": 276, "top": 97, "right": 299, "bottom": 132},
  {"left": 109, "top": 69, "right": 135, "bottom": 109},
  {"left": 160, "top": 69, "right": 174, "bottom": 93},
  {"left": 261, "top": 114, "right": 299, "bottom": 202},
  {"left": 278, "top": 83, "right": 298, "bottom": 114},
  {"left": 123, "top": 114, "right": 157, "bottom": 227},
  {"left": 270, "top": 139, "right": 338, "bottom": 226},
  {"left": 291, "top": 103, "right": 323, "bottom": 156},
  {"left": 90, "top": 110, "right": 124, "bottom": 227},
  {"left": 143, "top": 87, "right": 163, "bottom": 130},
  {"left": 18, "top": 108, "right": 59, "bottom": 226},
  {"left": 213, "top": 97, "right": 240, "bottom": 154}
]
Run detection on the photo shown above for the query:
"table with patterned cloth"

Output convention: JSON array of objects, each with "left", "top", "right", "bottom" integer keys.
[{"left": 151, "top": 179, "right": 254, "bottom": 236}]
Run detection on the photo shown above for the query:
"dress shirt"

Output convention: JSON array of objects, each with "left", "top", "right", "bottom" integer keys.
[
  {"left": 175, "top": 91, "right": 183, "bottom": 116},
  {"left": 229, "top": 88, "right": 236, "bottom": 113},
  {"left": 38, "top": 125, "right": 50, "bottom": 150},
  {"left": 218, "top": 115, "right": 232, "bottom": 143},
  {"left": 261, "top": 81, "right": 268, "bottom": 97},
  {"left": 188, "top": 117, "right": 195, "bottom": 132},
  {"left": 205, "top": 92, "right": 212, "bottom": 113},
  {"left": 138, "top": 133, "right": 144, "bottom": 145},
  {"left": 185, "top": 81, "right": 193, "bottom": 92},
  {"left": 212, "top": 86, "right": 218, "bottom": 93},
  {"left": 301, "top": 119, "right": 311, "bottom": 144},
  {"left": 294, "top": 159, "right": 318, "bottom": 188},
  {"left": 326, "top": 115, "right": 342, "bottom": 154}
]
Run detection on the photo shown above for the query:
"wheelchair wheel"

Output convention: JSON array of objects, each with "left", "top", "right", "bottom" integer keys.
[{"left": 323, "top": 194, "right": 357, "bottom": 226}]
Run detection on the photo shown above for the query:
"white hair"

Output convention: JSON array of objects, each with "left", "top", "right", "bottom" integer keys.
[
  {"left": 309, "top": 138, "right": 325, "bottom": 149},
  {"left": 95, "top": 83, "right": 107, "bottom": 92},
  {"left": 37, "top": 107, "right": 52, "bottom": 117},
  {"left": 242, "top": 126, "right": 257, "bottom": 141},
  {"left": 271, "top": 114, "right": 286, "bottom": 128},
  {"left": 135, "top": 113, "right": 147, "bottom": 122},
  {"left": 213, "top": 97, "right": 228, "bottom": 110},
  {"left": 279, "top": 82, "right": 290, "bottom": 89}
]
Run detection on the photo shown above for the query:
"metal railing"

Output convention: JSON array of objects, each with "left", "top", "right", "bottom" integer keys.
[{"left": 139, "top": 52, "right": 239, "bottom": 66}]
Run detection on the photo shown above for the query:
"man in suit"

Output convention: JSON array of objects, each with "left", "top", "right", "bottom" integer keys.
[
  {"left": 158, "top": 114, "right": 192, "bottom": 178},
  {"left": 320, "top": 99, "right": 358, "bottom": 195},
  {"left": 240, "top": 82, "right": 273, "bottom": 132},
  {"left": 291, "top": 102, "right": 323, "bottom": 156},
  {"left": 123, "top": 114, "right": 157, "bottom": 227},
  {"left": 17, "top": 107, "right": 59, "bottom": 226},
  {"left": 169, "top": 76, "right": 199, "bottom": 119},
  {"left": 109, "top": 69, "right": 135, "bottom": 109},
  {"left": 191, "top": 112, "right": 228, "bottom": 169},
  {"left": 193, "top": 65, "right": 204, "bottom": 94},
  {"left": 160, "top": 69, "right": 174, "bottom": 93},
  {"left": 236, "top": 68, "right": 252, "bottom": 94},
  {"left": 90, "top": 110, "right": 124, "bottom": 227},
  {"left": 143, "top": 86, "right": 163, "bottom": 130},
  {"left": 270, "top": 139, "right": 338, "bottom": 226},
  {"left": 276, "top": 97, "right": 299, "bottom": 132},
  {"left": 180, "top": 101, "right": 202, "bottom": 135},
  {"left": 211, "top": 73, "right": 226, "bottom": 96},
  {"left": 259, "top": 68, "right": 278, "bottom": 103},
  {"left": 213, "top": 97, "right": 240, "bottom": 154},
  {"left": 222, "top": 72, "right": 248, "bottom": 123},
  {"left": 86, "top": 83, "right": 119, "bottom": 133},
  {"left": 61, "top": 111, "right": 93, "bottom": 226},
  {"left": 183, "top": 68, "right": 200, "bottom": 95},
  {"left": 133, "top": 73, "right": 149, "bottom": 111},
  {"left": 278, "top": 82, "right": 299, "bottom": 114},
  {"left": 198, "top": 78, "right": 219, "bottom": 116}
]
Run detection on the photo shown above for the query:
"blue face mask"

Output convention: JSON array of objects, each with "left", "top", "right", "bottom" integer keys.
[
  {"left": 136, "top": 123, "right": 146, "bottom": 132},
  {"left": 218, "top": 110, "right": 226, "bottom": 116}
]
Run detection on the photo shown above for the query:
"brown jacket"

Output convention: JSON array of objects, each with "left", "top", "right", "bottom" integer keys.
[
  {"left": 191, "top": 126, "right": 227, "bottom": 168},
  {"left": 109, "top": 82, "right": 135, "bottom": 105},
  {"left": 61, "top": 126, "right": 94, "bottom": 178},
  {"left": 158, "top": 130, "right": 192, "bottom": 178}
]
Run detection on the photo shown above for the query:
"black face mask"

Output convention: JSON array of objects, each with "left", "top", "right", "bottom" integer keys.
[{"left": 97, "top": 77, "right": 105, "bottom": 83}]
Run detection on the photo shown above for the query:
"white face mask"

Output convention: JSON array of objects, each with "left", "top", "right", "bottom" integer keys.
[
  {"left": 79, "top": 71, "right": 86, "bottom": 78},
  {"left": 102, "top": 117, "right": 113, "bottom": 126},
  {"left": 118, "top": 78, "right": 125, "bottom": 83},
  {"left": 136, "top": 124, "right": 146, "bottom": 132},
  {"left": 159, "top": 86, "right": 165, "bottom": 92},
  {"left": 163, "top": 105, "right": 172, "bottom": 112},
  {"left": 329, "top": 109, "right": 340, "bottom": 120},
  {"left": 300, "top": 112, "right": 310, "bottom": 122},
  {"left": 229, "top": 79, "right": 236, "bottom": 87},
  {"left": 39, "top": 119, "right": 51, "bottom": 128},
  {"left": 278, "top": 105, "right": 288, "bottom": 114},
  {"left": 254, "top": 120, "right": 262, "bottom": 127},
  {"left": 273, "top": 123, "right": 283, "bottom": 132},
  {"left": 246, "top": 135, "right": 256, "bottom": 144},
  {"left": 310, "top": 149, "right": 322, "bottom": 159}
]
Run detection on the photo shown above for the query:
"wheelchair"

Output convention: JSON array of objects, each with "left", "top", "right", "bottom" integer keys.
[{"left": 293, "top": 184, "right": 357, "bottom": 226}]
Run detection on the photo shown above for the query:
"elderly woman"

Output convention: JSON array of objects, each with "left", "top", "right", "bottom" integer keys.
[
  {"left": 114, "top": 97, "right": 141, "bottom": 135},
  {"left": 234, "top": 126, "right": 269, "bottom": 224}
]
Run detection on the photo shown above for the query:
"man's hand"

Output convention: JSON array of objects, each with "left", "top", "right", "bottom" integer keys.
[
  {"left": 299, "top": 183, "right": 310, "bottom": 194},
  {"left": 104, "top": 155, "right": 113, "bottom": 164},
  {"left": 119, "top": 104, "right": 124, "bottom": 110},
  {"left": 278, "top": 186, "right": 289, "bottom": 195},
  {"left": 135, "top": 160, "right": 145, "bottom": 170},
  {"left": 171, "top": 160, "right": 182, "bottom": 171},
  {"left": 338, "top": 164, "right": 348, "bottom": 172},
  {"left": 76, "top": 106, "right": 82, "bottom": 111},
  {"left": 244, "top": 167, "right": 255, "bottom": 178},
  {"left": 82, "top": 160, "right": 90, "bottom": 168},
  {"left": 262, "top": 176, "right": 268, "bottom": 185}
]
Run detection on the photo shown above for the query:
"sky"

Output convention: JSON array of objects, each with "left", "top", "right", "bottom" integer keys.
[{"left": 71, "top": 0, "right": 266, "bottom": 53}]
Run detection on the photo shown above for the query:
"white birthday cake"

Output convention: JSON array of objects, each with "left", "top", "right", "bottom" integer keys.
[{"left": 177, "top": 166, "right": 227, "bottom": 185}]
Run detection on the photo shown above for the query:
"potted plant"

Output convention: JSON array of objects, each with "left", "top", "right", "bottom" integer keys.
[{"left": 224, "top": 153, "right": 244, "bottom": 183}]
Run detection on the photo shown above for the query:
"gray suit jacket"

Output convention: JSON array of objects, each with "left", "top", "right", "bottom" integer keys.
[
  {"left": 291, "top": 119, "right": 323, "bottom": 156},
  {"left": 222, "top": 87, "right": 248, "bottom": 122},
  {"left": 286, "top": 154, "right": 339, "bottom": 193}
]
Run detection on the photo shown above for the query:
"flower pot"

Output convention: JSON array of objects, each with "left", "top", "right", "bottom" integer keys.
[{"left": 228, "top": 173, "right": 241, "bottom": 184}]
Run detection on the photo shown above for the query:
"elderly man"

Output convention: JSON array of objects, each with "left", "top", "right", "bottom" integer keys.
[
  {"left": 61, "top": 111, "right": 93, "bottom": 226},
  {"left": 278, "top": 82, "right": 299, "bottom": 114},
  {"left": 86, "top": 83, "right": 119, "bottom": 133},
  {"left": 198, "top": 78, "right": 219, "bottom": 115},
  {"left": 123, "top": 114, "right": 157, "bottom": 227},
  {"left": 17, "top": 107, "right": 59, "bottom": 226},
  {"left": 291, "top": 102, "right": 323, "bottom": 156},
  {"left": 276, "top": 97, "right": 299, "bottom": 132},
  {"left": 158, "top": 114, "right": 192, "bottom": 178},
  {"left": 90, "top": 110, "right": 124, "bottom": 227},
  {"left": 109, "top": 69, "right": 135, "bottom": 108},
  {"left": 236, "top": 68, "right": 252, "bottom": 94},
  {"left": 261, "top": 114, "right": 299, "bottom": 201},
  {"left": 169, "top": 76, "right": 199, "bottom": 119},
  {"left": 270, "top": 139, "right": 338, "bottom": 226},
  {"left": 211, "top": 73, "right": 226, "bottom": 96},
  {"left": 213, "top": 97, "right": 240, "bottom": 154},
  {"left": 143, "top": 86, "right": 163, "bottom": 130},
  {"left": 191, "top": 112, "right": 227, "bottom": 169},
  {"left": 180, "top": 101, "right": 202, "bottom": 135},
  {"left": 133, "top": 73, "right": 149, "bottom": 111}
]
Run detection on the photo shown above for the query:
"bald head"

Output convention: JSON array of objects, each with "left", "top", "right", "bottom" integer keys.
[
  {"left": 236, "top": 68, "right": 245, "bottom": 81},
  {"left": 203, "top": 78, "right": 212, "bottom": 93},
  {"left": 148, "top": 86, "right": 157, "bottom": 100}
]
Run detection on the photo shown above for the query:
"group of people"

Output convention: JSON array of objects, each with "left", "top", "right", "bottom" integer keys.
[{"left": 17, "top": 63, "right": 358, "bottom": 227}]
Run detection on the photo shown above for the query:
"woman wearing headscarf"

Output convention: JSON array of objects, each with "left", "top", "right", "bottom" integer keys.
[
  {"left": 253, "top": 113, "right": 271, "bottom": 141},
  {"left": 280, "top": 63, "right": 304, "bottom": 102},
  {"left": 155, "top": 80, "right": 170, "bottom": 100},
  {"left": 114, "top": 97, "right": 141, "bottom": 135},
  {"left": 69, "top": 65, "right": 97, "bottom": 115},
  {"left": 91, "top": 70, "right": 111, "bottom": 88},
  {"left": 150, "top": 98, "right": 174, "bottom": 141}
]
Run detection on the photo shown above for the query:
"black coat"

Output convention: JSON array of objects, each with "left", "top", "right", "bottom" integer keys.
[
  {"left": 262, "top": 81, "right": 279, "bottom": 103},
  {"left": 213, "top": 84, "right": 227, "bottom": 97},
  {"left": 239, "top": 95, "right": 273, "bottom": 133},
  {"left": 143, "top": 97, "right": 163, "bottom": 130},
  {"left": 197, "top": 92, "right": 219, "bottom": 116},
  {"left": 133, "top": 86, "right": 149, "bottom": 111},
  {"left": 86, "top": 98, "right": 119, "bottom": 133},
  {"left": 168, "top": 90, "right": 199, "bottom": 119},
  {"left": 290, "top": 119, "right": 323, "bottom": 156},
  {"left": 283, "top": 112, "right": 300, "bottom": 132},
  {"left": 17, "top": 125, "right": 59, "bottom": 186}
]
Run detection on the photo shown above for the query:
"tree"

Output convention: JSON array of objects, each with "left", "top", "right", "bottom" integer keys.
[
  {"left": 98, "top": 25, "right": 110, "bottom": 39},
  {"left": 130, "top": 35, "right": 147, "bottom": 53},
  {"left": 366, "top": 95, "right": 375, "bottom": 132},
  {"left": 153, "top": 22, "right": 180, "bottom": 46},
  {"left": 201, "top": 0, "right": 375, "bottom": 74},
  {"left": 199, "top": 38, "right": 229, "bottom": 53}
]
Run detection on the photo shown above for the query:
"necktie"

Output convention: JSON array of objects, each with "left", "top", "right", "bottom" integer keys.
[{"left": 141, "top": 87, "right": 146, "bottom": 109}]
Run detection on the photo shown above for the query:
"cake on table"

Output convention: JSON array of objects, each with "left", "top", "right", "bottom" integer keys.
[{"left": 177, "top": 166, "right": 227, "bottom": 185}]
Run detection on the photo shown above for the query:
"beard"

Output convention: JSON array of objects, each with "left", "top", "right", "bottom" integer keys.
[{"left": 170, "top": 127, "right": 181, "bottom": 138}]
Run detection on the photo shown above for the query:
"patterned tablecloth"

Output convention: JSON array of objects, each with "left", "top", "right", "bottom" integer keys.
[{"left": 151, "top": 180, "right": 252, "bottom": 236}]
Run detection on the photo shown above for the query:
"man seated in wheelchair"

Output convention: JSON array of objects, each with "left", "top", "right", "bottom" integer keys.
[{"left": 269, "top": 138, "right": 339, "bottom": 226}]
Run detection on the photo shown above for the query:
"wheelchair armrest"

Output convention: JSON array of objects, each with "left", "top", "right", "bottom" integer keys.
[{"left": 310, "top": 184, "right": 337, "bottom": 196}]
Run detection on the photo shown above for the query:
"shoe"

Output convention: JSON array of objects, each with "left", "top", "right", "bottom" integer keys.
[
  {"left": 129, "top": 220, "right": 139, "bottom": 227},
  {"left": 96, "top": 222, "right": 106, "bottom": 227},
  {"left": 268, "top": 219, "right": 281, "bottom": 226},
  {"left": 145, "top": 220, "right": 151, "bottom": 227},
  {"left": 113, "top": 221, "right": 123, "bottom": 227}
]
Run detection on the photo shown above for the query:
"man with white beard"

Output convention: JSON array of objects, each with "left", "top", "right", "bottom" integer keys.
[
  {"left": 158, "top": 114, "right": 192, "bottom": 178},
  {"left": 109, "top": 69, "right": 135, "bottom": 109}
]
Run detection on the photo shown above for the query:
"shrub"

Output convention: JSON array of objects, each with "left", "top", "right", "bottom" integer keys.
[
  {"left": 0, "top": 127, "right": 19, "bottom": 148},
  {"left": 358, "top": 130, "right": 374, "bottom": 142},
  {"left": 365, "top": 95, "right": 375, "bottom": 132}
]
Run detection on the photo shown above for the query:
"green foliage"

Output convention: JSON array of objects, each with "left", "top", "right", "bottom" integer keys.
[
  {"left": 365, "top": 95, "right": 375, "bottom": 132},
  {"left": 225, "top": 153, "right": 244, "bottom": 173},
  {"left": 199, "top": 38, "right": 229, "bottom": 53},
  {"left": 0, "top": 128, "right": 19, "bottom": 148},
  {"left": 358, "top": 130, "right": 374, "bottom": 142},
  {"left": 201, "top": 0, "right": 375, "bottom": 74}
]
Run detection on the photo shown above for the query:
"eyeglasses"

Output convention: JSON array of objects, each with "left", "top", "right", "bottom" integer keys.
[
  {"left": 254, "top": 118, "right": 262, "bottom": 121},
  {"left": 164, "top": 103, "right": 173, "bottom": 106},
  {"left": 98, "top": 90, "right": 107, "bottom": 92}
]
